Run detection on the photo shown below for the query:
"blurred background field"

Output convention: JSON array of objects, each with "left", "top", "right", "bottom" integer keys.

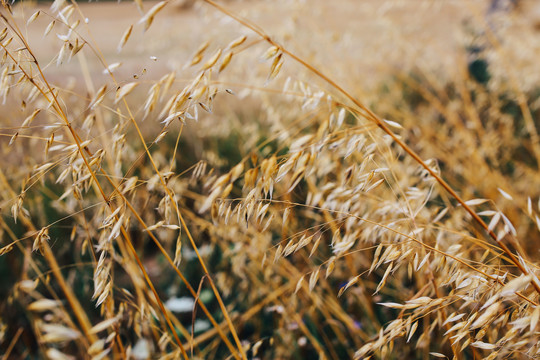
[
  {"left": 1, "top": 0, "right": 540, "bottom": 359},
  {"left": 10, "top": 0, "right": 540, "bottom": 87}
]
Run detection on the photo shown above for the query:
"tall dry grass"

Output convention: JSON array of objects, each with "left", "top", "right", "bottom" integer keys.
[{"left": 0, "top": 0, "right": 539, "bottom": 359}]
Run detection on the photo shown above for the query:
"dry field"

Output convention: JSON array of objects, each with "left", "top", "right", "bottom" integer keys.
[
  {"left": 1, "top": 0, "right": 540, "bottom": 359},
  {"left": 15, "top": 0, "right": 540, "bottom": 86}
]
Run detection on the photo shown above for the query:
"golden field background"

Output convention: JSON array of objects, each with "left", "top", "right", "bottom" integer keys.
[{"left": 1, "top": 0, "right": 540, "bottom": 359}]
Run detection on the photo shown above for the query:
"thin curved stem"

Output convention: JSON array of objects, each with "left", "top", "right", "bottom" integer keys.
[{"left": 201, "top": 0, "right": 540, "bottom": 297}]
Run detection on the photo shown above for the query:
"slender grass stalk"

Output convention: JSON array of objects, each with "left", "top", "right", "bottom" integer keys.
[{"left": 202, "top": 0, "right": 540, "bottom": 297}]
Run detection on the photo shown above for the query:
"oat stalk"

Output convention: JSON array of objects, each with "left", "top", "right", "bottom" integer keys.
[{"left": 201, "top": 0, "right": 540, "bottom": 297}]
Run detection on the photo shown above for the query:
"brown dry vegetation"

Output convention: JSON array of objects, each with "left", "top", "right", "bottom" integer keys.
[{"left": 1, "top": 0, "right": 540, "bottom": 359}]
